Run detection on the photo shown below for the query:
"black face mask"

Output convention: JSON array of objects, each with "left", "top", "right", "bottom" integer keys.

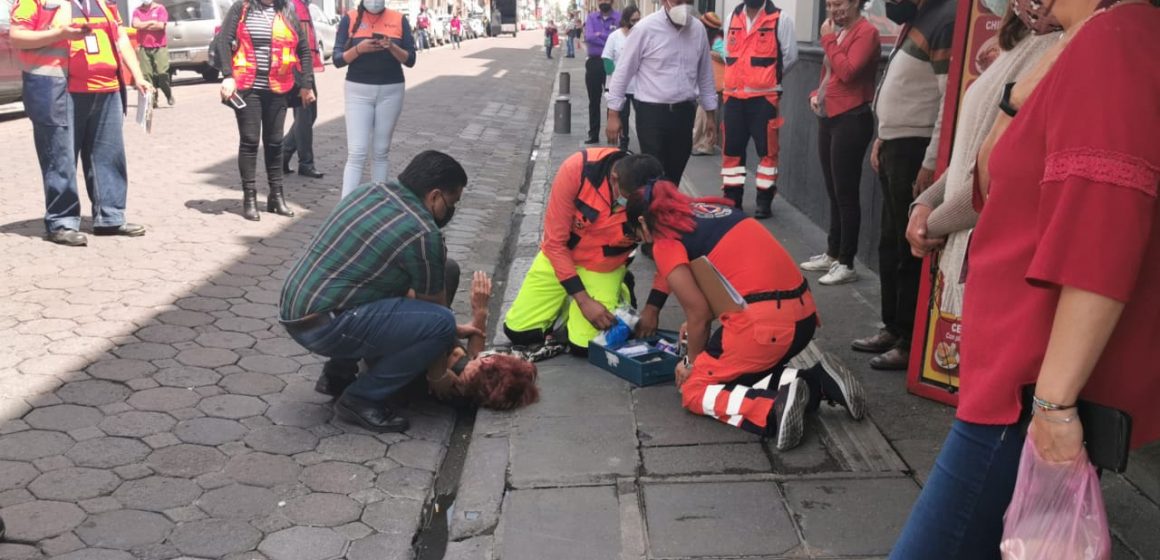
[
  {"left": 599, "top": 2, "right": 611, "bottom": 12},
  {"left": 885, "top": 1, "right": 917, "bottom": 24},
  {"left": 434, "top": 191, "right": 456, "bottom": 228},
  {"left": 744, "top": 0, "right": 764, "bottom": 9}
]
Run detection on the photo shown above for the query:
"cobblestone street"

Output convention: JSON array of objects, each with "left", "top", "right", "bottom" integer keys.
[{"left": 0, "top": 32, "right": 553, "bottom": 560}]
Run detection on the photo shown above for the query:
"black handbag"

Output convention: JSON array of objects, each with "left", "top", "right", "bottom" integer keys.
[{"left": 1020, "top": 386, "right": 1132, "bottom": 473}]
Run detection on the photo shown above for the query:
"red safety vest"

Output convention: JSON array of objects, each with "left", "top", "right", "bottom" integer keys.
[
  {"left": 290, "top": 0, "right": 323, "bottom": 72},
  {"left": 12, "top": 0, "right": 71, "bottom": 77},
  {"left": 724, "top": 2, "right": 783, "bottom": 99},
  {"left": 347, "top": 8, "right": 405, "bottom": 41},
  {"left": 569, "top": 148, "right": 635, "bottom": 269},
  {"left": 232, "top": 2, "right": 301, "bottom": 93}
]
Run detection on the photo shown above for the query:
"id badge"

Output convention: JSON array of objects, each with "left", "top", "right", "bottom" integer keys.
[{"left": 84, "top": 34, "right": 100, "bottom": 55}]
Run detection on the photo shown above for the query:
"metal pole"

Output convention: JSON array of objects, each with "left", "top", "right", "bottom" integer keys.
[
  {"left": 559, "top": 72, "right": 570, "bottom": 95},
  {"left": 554, "top": 96, "right": 571, "bottom": 134}
]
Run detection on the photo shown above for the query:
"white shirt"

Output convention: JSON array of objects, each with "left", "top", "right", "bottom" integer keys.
[
  {"left": 601, "top": 28, "right": 637, "bottom": 95},
  {"left": 605, "top": 11, "right": 718, "bottom": 112},
  {"left": 738, "top": 8, "right": 798, "bottom": 73}
]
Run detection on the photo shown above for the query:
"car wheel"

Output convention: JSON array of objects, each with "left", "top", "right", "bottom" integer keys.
[{"left": 201, "top": 68, "right": 220, "bottom": 82}]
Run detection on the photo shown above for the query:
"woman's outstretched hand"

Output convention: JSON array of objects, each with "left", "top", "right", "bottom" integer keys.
[{"left": 471, "top": 271, "right": 492, "bottom": 324}]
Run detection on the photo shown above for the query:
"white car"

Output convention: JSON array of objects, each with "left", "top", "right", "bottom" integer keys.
[{"left": 309, "top": 4, "right": 337, "bottom": 62}]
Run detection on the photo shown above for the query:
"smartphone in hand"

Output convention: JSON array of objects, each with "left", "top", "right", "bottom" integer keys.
[{"left": 227, "top": 92, "right": 246, "bottom": 109}]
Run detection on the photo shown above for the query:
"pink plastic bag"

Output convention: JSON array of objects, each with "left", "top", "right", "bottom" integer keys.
[{"left": 1000, "top": 435, "right": 1111, "bottom": 560}]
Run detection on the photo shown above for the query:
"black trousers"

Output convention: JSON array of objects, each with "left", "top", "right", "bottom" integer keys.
[
  {"left": 634, "top": 99, "right": 697, "bottom": 183},
  {"left": 284, "top": 85, "right": 318, "bottom": 169},
  {"left": 617, "top": 94, "right": 633, "bottom": 151},
  {"left": 877, "top": 137, "right": 929, "bottom": 347},
  {"left": 584, "top": 56, "right": 606, "bottom": 140},
  {"left": 235, "top": 89, "right": 288, "bottom": 192},
  {"left": 818, "top": 107, "right": 875, "bottom": 266}
]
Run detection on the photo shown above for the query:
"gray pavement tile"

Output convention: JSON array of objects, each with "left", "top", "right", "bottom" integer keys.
[
  {"left": 346, "top": 533, "right": 414, "bottom": 560},
  {"left": 642, "top": 443, "right": 771, "bottom": 477},
  {"left": 643, "top": 481, "right": 799, "bottom": 558},
  {"left": 27, "top": 467, "right": 120, "bottom": 501},
  {"left": 0, "top": 429, "right": 74, "bottom": 461},
  {"left": 75, "top": 509, "right": 174, "bottom": 550},
  {"left": 782, "top": 477, "right": 921, "bottom": 557},
  {"left": 514, "top": 357, "right": 633, "bottom": 419},
  {"left": 509, "top": 413, "right": 638, "bottom": 487},
  {"left": 500, "top": 486, "right": 621, "bottom": 560},
  {"left": 0, "top": 500, "right": 87, "bottom": 541},
  {"left": 283, "top": 493, "right": 363, "bottom": 527},
  {"left": 633, "top": 385, "right": 760, "bottom": 447},
  {"left": 1103, "top": 474, "right": 1160, "bottom": 558},
  {"left": 168, "top": 519, "right": 263, "bottom": 558},
  {"left": 146, "top": 444, "right": 228, "bottom": 477},
  {"left": 300, "top": 461, "right": 375, "bottom": 494},
  {"left": 449, "top": 435, "right": 508, "bottom": 541}
]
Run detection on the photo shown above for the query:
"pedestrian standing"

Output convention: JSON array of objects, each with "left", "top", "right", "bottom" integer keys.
[
  {"left": 450, "top": 12, "right": 462, "bottom": 49},
  {"left": 691, "top": 12, "right": 723, "bottom": 155},
  {"left": 719, "top": 0, "right": 797, "bottom": 219},
  {"left": 850, "top": 0, "right": 954, "bottom": 371},
  {"left": 583, "top": 0, "right": 619, "bottom": 144},
  {"left": 333, "top": 0, "right": 417, "bottom": 198},
  {"left": 282, "top": 0, "right": 326, "bottom": 179},
  {"left": 600, "top": 6, "right": 640, "bottom": 151},
  {"left": 416, "top": 6, "right": 431, "bottom": 50},
  {"left": 132, "top": 0, "right": 174, "bottom": 107},
  {"left": 605, "top": 0, "right": 718, "bottom": 184},
  {"left": 544, "top": 21, "right": 557, "bottom": 58},
  {"left": 799, "top": 0, "right": 879, "bottom": 286},
  {"left": 564, "top": 12, "right": 577, "bottom": 57},
  {"left": 10, "top": 0, "right": 151, "bottom": 246},
  {"left": 216, "top": 0, "right": 316, "bottom": 221}
]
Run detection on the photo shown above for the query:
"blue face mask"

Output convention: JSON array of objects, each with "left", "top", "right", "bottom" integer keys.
[
  {"left": 982, "top": 0, "right": 1009, "bottom": 17},
  {"left": 616, "top": 195, "right": 628, "bottom": 208}
]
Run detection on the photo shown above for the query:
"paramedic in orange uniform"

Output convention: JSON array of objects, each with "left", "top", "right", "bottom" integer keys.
[
  {"left": 622, "top": 174, "right": 866, "bottom": 450},
  {"left": 503, "top": 149, "right": 664, "bottom": 353}
]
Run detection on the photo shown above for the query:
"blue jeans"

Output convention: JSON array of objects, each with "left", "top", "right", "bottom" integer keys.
[
  {"left": 566, "top": 36, "right": 575, "bottom": 57},
  {"left": 890, "top": 420, "right": 1026, "bottom": 559},
  {"left": 73, "top": 92, "right": 129, "bottom": 228},
  {"left": 24, "top": 73, "right": 79, "bottom": 233},
  {"left": 287, "top": 298, "right": 457, "bottom": 402}
]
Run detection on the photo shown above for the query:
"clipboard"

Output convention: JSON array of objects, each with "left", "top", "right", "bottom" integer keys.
[{"left": 689, "top": 256, "right": 745, "bottom": 317}]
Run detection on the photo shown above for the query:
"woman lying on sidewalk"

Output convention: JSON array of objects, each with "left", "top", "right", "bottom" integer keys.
[
  {"left": 425, "top": 271, "right": 542, "bottom": 410},
  {"left": 619, "top": 163, "right": 867, "bottom": 450}
]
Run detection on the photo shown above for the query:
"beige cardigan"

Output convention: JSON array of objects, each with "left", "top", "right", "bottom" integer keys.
[{"left": 913, "top": 33, "right": 1059, "bottom": 314}]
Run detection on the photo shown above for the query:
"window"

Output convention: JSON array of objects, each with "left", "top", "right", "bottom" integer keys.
[{"left": 160, "top": 0, "right": 217, "bottom": 21}]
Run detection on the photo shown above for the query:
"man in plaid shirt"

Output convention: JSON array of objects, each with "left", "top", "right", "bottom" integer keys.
[{"left": 280, "top": 151, "right": 478, "bottom": 432}]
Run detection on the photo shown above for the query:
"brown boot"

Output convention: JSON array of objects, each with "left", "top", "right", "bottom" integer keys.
[
  {"left": 870, "top": 347, "right": 910, "bottom": 371},
  {"left": 851, "top": 329, "right": 899, "bottom": 354}
]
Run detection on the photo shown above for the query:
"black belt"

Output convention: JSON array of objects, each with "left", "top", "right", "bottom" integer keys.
[
  {"left": 280, "top": 309, "right": 343, "bottom": 334},
  {"left": 743, "top": 278, "right": 810, "bottom": 306},
  {"left": 638, "top": 99, "right": 696, "bottom": 112}
]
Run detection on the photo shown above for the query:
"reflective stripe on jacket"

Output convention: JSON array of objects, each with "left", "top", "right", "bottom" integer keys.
[
  {"left": 724, "top": 2, "right": 782, "bottom": 99},
  {"left": 232, "top": 2, "right": 301, "bottom": 93}
]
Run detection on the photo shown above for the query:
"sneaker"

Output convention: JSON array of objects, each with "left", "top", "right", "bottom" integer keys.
[
  {"left": 800, "top": 253, "right": 836, "bottom": 272},
  {"left": 819, "top": 263, "right": 858, "bottom": 285},
  {"left": 771, "top": 377, "right": 808, "bottom": 451},
  {"left": 812, "top": 354, "right": 867, "bottom": 420}
]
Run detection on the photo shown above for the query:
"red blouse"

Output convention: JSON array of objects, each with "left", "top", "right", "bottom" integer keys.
[
  {"left": 958, "top": 4, "right": 1160, "bottom": 448},
  {"left": 810, "top": 17, "right": 880, "bottom": 118}
]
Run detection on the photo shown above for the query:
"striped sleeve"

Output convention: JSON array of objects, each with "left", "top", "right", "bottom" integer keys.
[{"left": 405, "top": 230, "right": 446, "bottom": 297}]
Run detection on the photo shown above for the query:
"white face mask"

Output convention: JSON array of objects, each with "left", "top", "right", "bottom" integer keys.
[
  {"left": 363, "top": 0, "right": 385, "bottom": 13},
  {"left": 666, "top": 3, "right": 690, "bottom": 26}
]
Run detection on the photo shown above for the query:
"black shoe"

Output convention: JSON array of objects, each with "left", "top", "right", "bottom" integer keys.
[
  {"left": 851, "top": 330, "right": 899, "bottom": 354},
  {"left": 771, "top": 377, "right": 808, "bottom": 451},
  {"left": 754, "top": 189, "right": 775, "bottom": 220},
  {"left": 266, "top": 187, "right": 296, "bottom": 217},
  {"left": 242, "top": 189, "right": 260, "bottom": 221},
  {"left": 800, "top": 356, "right": 866, "bottom": 420},
  {"left": 92, "top": 223, "right": 146, "bottom": 237},
  {"left": 167, "top": 97, "right": 175, "bottom": 106},
  {"left": 297, "top": 167, "right": 325, "bottom": 179},
  {"left": 314, "top": 360, "right": 359, "bottom": 397},
  {"left": 47, "top": 229, "right": 88, "bottom": 246},
  {"left": 282, "top": 161, "right": 293, "bottom": 175},
  {"left": 334, "top": 395, "right": 410, "bottom": 433},
  {"left": 722, "top": 188, "right": 743, "bottom": 211},
  {"left": 584, "top": 137, "right": 601, "bottom": 145}
]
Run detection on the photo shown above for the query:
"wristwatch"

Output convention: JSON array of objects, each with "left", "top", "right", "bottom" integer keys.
[{"left": 999, "top": 81, "right": 1019, "bottom": 118}]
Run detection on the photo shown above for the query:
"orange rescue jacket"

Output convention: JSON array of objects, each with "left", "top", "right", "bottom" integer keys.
[{"left": 724, "top": 2, "right": 783, "bottom": 99}]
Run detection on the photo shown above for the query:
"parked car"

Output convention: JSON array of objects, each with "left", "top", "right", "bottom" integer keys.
[
  {"left": 467, "top": 17, "right": 484, "bottom": 39},
  {"left": 163, "top": 0, "right": 233, "bottom": 82},
  {"left": 428, "top": 14, "right": 446, "bottom": 46},
  {"left": 308, "top": 3, "right": 337, "bottom": 62},
  {"left": 0, "top": 0, "right": 23, "bottom": 105}
]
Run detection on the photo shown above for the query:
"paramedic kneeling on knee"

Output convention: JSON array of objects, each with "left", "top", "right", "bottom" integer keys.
[{"left": 621, "top": 174, "right": 867, "bottom": 450}]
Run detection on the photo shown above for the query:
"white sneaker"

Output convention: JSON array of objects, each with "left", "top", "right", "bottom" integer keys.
[
  {"left": 800, "top": 253, "right": 837, "bottom": 272},
  {"left": 819, "top": 263, "right": 858, "bottom": 285}
]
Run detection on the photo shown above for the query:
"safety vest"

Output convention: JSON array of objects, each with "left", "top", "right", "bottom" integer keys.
[
  {"left": 569, "top": 148, "right": 635, "bottom": 268},
  {"left": 290, "top": 0, "right": 323, "bottom": 72},
  {"left": 724, "top": 2, "right": 783, "bottom": 99},
  {"left": 13, "top": 0, "right": 71, "bottom": 77},
  {"left": 347, "top": 8, "right": 405, "bottom": 41},
  {"left": 232, "top": 2, "right": 301, "bottom": 94}
]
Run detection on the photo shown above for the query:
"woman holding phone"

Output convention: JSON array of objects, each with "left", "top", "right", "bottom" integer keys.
[
  {"left": 333, "top": 0, "right": 417, "bottom": 198},
  {"left": 216, "top": 0, "right": 315, "bottom": 221}
]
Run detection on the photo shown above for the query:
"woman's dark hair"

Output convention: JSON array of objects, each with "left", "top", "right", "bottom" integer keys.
[
  {"left": 613, "top": 154, "right": 665, "bottom": 197},
  {"left": 620, "top": 5, "right": 640, "bottom": 28},
  {"left": 466, "top": 355, "right": 539, "bottom": 410},
  {"left": 997, "top": 5, "right": 1028, "bottom": 51},
  {"left": 400, "top": 150, "right": 469, "bottom": 197}
]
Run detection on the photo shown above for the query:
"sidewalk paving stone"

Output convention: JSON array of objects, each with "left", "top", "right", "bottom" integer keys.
[
  {"left": 644, "top": 481, "right": 799, "bottom": 558},
  {"left": 782, "top": 478, "right": 921, "bottom": 557},
  {"left": 500, "top": 486, "right": 621, "bottom": 560}
]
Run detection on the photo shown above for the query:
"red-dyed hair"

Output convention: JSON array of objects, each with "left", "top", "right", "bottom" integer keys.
[
  {"left": 465, "top": 354, "right": 540, "bottom": 410},
  {"left": 626, "top": 180, "right": 734, "bottom": 240}
]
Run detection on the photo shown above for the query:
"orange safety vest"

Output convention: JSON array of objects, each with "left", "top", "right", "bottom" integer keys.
[
  {"left": 67, "top": 0, "right": 125, "bottom": 93},
  {"left": 13, "top": 0, "right": 70, "bottom": 77},
  {"left": 347, "top": 8, "right": 405, "bottom": 41},
  {"left": 724, "top": 2, "right": 783, "bottom": 99},
  {"left": 569, "top": 148, "right": 635, "bottom": 268},
  {"left": 290, "top": 0, "right": 323, "bottom": 72},
  {"left": 232, "top": 2, "right": 301, "bottom": 93}
]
